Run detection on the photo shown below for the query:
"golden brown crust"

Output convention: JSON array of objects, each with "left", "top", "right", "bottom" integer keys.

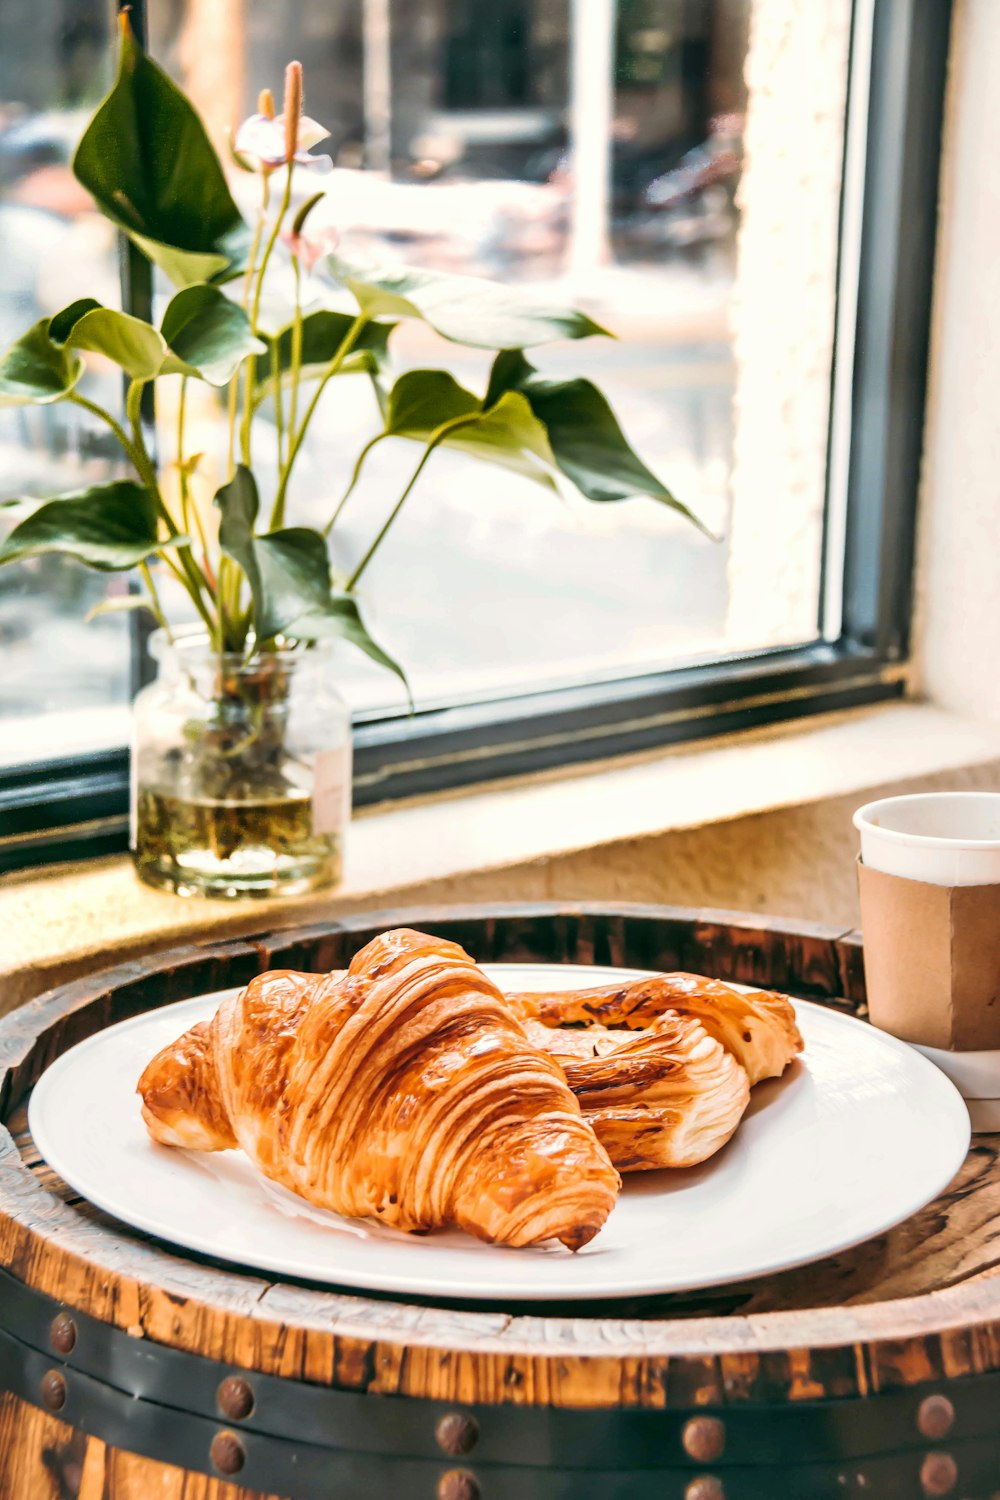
[
  {"left": 138, "top": 930, "right": 620, "bottom": 1250},
  {"left": 137, "top": 1021, "right": 236, "bottom": 1152},
  {"left": 524, "top": 1014, "right": 750, "bottom": 1171},
  {"left": 511, "top": 973, "right": 803, "bottom": 1087}
]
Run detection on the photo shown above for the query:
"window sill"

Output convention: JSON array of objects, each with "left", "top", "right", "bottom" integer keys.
[{"left": 3, "top": 700, "right": 1000, "bottom": 1012}]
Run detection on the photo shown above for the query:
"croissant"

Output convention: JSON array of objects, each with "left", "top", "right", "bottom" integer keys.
[
  {"left": 138, "top": 928, "right": 620, "bottom": 1251},
  {"left": 524, "top": 1012, "right": 750, "bottom": 1171},
  {"left": 510, "top": 972, "right": 803, "bottom": 1087}
]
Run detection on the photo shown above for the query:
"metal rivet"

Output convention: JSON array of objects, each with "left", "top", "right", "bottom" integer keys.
[
  {"left": 210, "top": 1430, "right": 246, "bottom": 1477},
  {"left": 437, "top": 1469, "right": 480, "bottom": 1500},
  {"left": 920, "top": 1451, "right": 958, "bottom": 1497},
  {"left": 686, "top": 1479, "right": 725, "bottom": 1500},
  {"left": 435, "top": 1412, "right": 479, "bottom": 1457},
  {"left": 682, "top": 1416, "right": 725, "bottom": 1463},
  {"left": 39, "top": 1370, "right": 66, "bottom": 1412},
  {"left": 217, "top": 1375, "right": 255, "bottom": 1421},
  {"left": 917, "top": 1394, "right": 955, "bottom": 1441},
  {"left": 49, "top": 1313, "right": 77, "bottom": 1356}
]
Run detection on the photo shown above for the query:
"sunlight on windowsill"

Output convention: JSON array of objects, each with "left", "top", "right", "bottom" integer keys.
[{"left": 5, "top": 700, "right": 1000, "bottom": 1015}]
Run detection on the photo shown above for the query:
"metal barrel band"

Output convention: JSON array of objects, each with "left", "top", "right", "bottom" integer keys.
[
  {"left": 1, "top": 1327, "right": 997, "bottom": 1500},
  {"left": 0, "top": 1264, "right": 999, "bottom": 1477}
]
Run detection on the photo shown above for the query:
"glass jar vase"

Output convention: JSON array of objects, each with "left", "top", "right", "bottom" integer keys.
[{"left": 132, "top": 630, "right": 351, "bottom": 899}]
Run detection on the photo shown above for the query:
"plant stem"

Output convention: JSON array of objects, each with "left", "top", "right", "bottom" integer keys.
[
  {"left": 323, "top": 431, "right": 386, "bottom": 537},
  {"left": 345, "top": 416, "right": 478, "bottom": 591},
  {"left": 139, "top": 560, "right": 173, "bottom": 642},
  {"left": 125, "top": 380, "right": 174, "bottom": 528},
  {"left": 68, "top": 392, "right": 138, "bottom": 466},
  {"left": 174, "top": 378, "right": 213, "bottom": 577},
  {"left": 243, "top": 176, "right": 270, "bottom": 308},
  {"left": 239, "top": 373, "right": 253, "bottom": 468},
  {"left": 271, "top": 312, "right": 368, "bottom": 529},
  {"left": 73, "top": 385, "right": 214, "bottom": 633},
  {"left": 287, "top": 257, "right": 303, "bottom": 446},
  {"left": 226, "top": 182, "right": 268, "bottom": 479},
  {"left": 225, "top": 369, "right": 240, "bottom": 479},
  {"left": 270, "top": 340, "right": 285, "bottom": 470},
  {"left": 177, "top": 376, "right": 191, "bottom": 533},
  {"left": 125, "top": 378, "right": 218, "bottom": 638},
  {"left": 241, "top": 163, "right": 295, "bottom": 468}
]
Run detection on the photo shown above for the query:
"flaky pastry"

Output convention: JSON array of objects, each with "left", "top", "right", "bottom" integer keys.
[
  {"left": 510, "top": 971, "right": 802, "bottom": 1171},
  {"left": 524, "top": 1012, "right": 750, "bottom": 1171},
  {"left": 511, "top": 972, "right": 802, "bottom": 1087},
  {"left": 138, "top": 928, "right": 620, "bottom": 1250}
]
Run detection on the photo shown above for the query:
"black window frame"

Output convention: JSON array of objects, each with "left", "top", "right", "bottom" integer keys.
[{"left": 0, "top": 0, "right": 951, "bottom": 874}]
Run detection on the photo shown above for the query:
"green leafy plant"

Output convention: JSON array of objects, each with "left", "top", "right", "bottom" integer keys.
[{"left": 0, "top": 14, "right": 706, "bottom": 692}]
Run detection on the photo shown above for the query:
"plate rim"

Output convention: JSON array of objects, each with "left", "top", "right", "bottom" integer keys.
[{"left": 28, "top": 963, "right": 971, "bottom": 1302}]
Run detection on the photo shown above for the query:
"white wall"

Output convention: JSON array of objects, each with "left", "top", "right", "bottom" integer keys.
[{"left": 914, "top": 0, "right": 1000, "bottom": 716}]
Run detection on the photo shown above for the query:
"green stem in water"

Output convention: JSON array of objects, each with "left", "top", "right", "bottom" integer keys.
[
  {"left": 323, "top": 431, "right": 386, "bottom": 537},
  {"left": 272, "top": 312, "right": 368, "bottom": 530},
  {"left": 345, "top": 416, "right": 478, "bottom": 591}
]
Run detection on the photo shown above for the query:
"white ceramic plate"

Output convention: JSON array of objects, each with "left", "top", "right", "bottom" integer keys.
[{"left": 29, "top": 964, "right": 970, "bottom": 1302}]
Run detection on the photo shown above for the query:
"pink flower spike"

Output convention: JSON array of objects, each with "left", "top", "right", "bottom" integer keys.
[{"left": 281, "top": 223, "right": 340, "bottom": 271}]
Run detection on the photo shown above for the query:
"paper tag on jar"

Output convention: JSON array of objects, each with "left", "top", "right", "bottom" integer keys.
[{"left": 312, "top": 743, "right": 353, "bottom": 836}]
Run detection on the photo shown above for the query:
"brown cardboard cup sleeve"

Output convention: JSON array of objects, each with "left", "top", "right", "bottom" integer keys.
[{"left": 858, "top": 858, "right": 1000, "bottom": 1050}]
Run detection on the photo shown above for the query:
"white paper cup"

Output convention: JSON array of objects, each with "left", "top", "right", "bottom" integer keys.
[
  {"left": 853, "top": 792, "right": 1000, "bottom": 886},
  {"left": 855, "top": 792, "right": 1000, "bottom": 1125}
]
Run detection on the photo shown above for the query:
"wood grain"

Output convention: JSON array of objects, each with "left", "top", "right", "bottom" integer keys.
[
  {"left": 0, "top": 1392, "right": 287, "bottom": 1499},
  {"left": 0, "top": 903, "right": 994, "bottom": 1416}
]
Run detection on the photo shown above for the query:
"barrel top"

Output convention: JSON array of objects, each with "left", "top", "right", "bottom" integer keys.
[{"left": 1, "top": 901, "right": 995, "bottom": 1406}]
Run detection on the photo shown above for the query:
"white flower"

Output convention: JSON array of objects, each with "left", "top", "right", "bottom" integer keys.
[{"left": 234, "top": 112, "right": 332, "bottom": 175}]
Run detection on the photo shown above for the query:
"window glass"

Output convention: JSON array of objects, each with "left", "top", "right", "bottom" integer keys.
[
  {"left": 1, "top": 1, "right": 856, "bottom": 757},
  {"left": 150, "top": 0, "right": 851, "bottom": 712},
  {"left": 0, "top": 3, "right": 130, "bottom": 763}
]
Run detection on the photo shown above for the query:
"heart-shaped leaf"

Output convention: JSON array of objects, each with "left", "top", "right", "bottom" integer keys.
[
  {"left": 385, "top": 369, "right": 558, "bottom": 489},
  {"left": 0, "top": 480, "right": 179, "bottom": 570},
  {"left": 329, "top": 252, "right": 610, "bottom": 349},
  {"left": 161, "top": 285, "right": 266, "bottom": 385},
  {"left": 45, "top": 293, "right": 261, "bottom": 386},
  {"left": 48, "top": 299, "right": 103, "bottom": 345},
  {"left": 59, "top": 304, "right": 174, "bottom": 382},
  {"left": 216, "top": 465, "right": 339, "bottom": 640},
  {"left": 73, "top": 18, "right": 249, "bottom": 287},
  {"left": 216, "top": 466, "right": 407, "bottom": 686},
  {"left": 0, "top": 319, "right": 84, "bottom": 406},
  {"left": 486, "top": 350, "right": 711, "bottom": 533}
]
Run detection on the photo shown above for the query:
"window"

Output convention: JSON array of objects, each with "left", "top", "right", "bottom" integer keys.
[
  {"left": 0, "top": 0, "right": 951, "bottom": 869},
  {"left": 0, "top": 4, "right": 132, "bottom": 765}
]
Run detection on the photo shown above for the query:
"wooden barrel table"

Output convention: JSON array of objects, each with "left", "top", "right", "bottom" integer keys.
[{"left": 1, "top": 901, "right": 998, "bottom": 1500}]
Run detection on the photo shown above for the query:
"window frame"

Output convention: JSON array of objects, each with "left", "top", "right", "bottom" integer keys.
[{"left": 0, "top": 0, "right": 951, "bottom": 873}]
